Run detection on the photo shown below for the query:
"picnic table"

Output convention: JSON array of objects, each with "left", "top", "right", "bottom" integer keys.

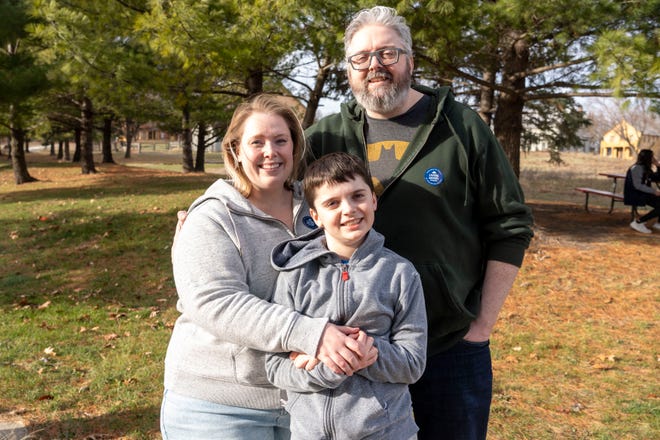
[
  {"left": 575, "top": 172, "right": 626, "bottom": 213},
  {"left": 599, "top": 172, "right": 626, "bottom": 194}
]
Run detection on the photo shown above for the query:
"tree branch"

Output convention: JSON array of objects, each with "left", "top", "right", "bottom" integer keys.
[{"left": 112, "top": 0, "right": 148, "bottom": 14}]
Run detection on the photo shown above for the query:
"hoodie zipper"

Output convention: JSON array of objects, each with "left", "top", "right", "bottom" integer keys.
[
  {"left": 341, "top": 261, "right": 350, "bottom": 281},
  {"left": 322, "top": 260, "right": 349, "bottom": 439},
  {"left": 337, "top": 260, "right": 350, "bottom": 324},
  {"left": 323, "top": 388, "right": 335, "bottom": 439}
]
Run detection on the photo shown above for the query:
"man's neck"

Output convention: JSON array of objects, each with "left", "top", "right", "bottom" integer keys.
[{"left": 365, "top": 88, "right": 424, "bottom": 120}]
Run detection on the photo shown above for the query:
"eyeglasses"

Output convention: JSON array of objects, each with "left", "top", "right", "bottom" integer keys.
[{"left": 347, "top": 48, "right": 407, "bottom": 71}]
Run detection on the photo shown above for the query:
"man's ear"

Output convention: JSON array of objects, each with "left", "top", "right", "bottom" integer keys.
[{"left": 372, "top": 192, "right": 378, "bottom": 211}]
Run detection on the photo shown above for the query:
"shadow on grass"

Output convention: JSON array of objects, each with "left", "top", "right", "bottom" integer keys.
[
  {"left": 2, "top": 172, "right": 217, "bottom": 204},
  {"left": 528, "top": 200, "right": 658, "bottom": 244},
  {"left": 24, "top": 405, "right": 160, "bottom": 439},
  {"left": 0, "top": 208, "right": 181, "bottom": 308}
]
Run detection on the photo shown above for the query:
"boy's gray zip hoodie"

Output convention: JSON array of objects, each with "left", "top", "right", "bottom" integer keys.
[
  {"left": 165, "top": 179, "right": 325, "bottom": 409},
  {"left": 266, "top": 228, "right": 427, "bottom": 439}
]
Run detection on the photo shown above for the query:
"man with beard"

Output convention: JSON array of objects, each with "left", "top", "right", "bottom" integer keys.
[{"left": 305, "top": 6, "right": 534, "bottom": 439}]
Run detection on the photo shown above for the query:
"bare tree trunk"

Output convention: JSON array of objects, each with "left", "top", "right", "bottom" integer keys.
[
  {"left": 194, "top": 122, "right": 206, "bottom": 172},
  {"left": 478, "top": 68, "right": 496, "bottom": 126},
  {"left": 124, "top": 118, "right": 139, "bottom": 159},
  {"left": 302, "top": 60, "right": 332, "bottom": 129},
  {"left": 11, "top": 136, "right": 37, "bottom": 184},
  {"left": 493, "top": 30, "right": 529, "bottom": 177},
  {"left": 9, "top": 105, "right": 37, "bottom": 184},
  {"left": 80, "top": 97, "right": 97, "bottom": 174},
  {"left": 57, "top": 139, "right": 64, "bottom": 159},
  {"left": 64, "top": 139, "right": 71, "bottom": 161},
  {"left": 73, "top": 126, "right": 81, "bottom": 162},
  {"left": 125, "top": 137, "right": 132, "bottom": 158},
  {"left": 245, "top": 69, "right": 263, "bottom": 95},
  {"left": 101, "top": 116, "right": 115, "bottom": 164},
  {"left": 181, "top": 105, "right": 194, "bottom": 173},
  {"left": 495, "top": 95, "right": 524, "bottom": 177}
]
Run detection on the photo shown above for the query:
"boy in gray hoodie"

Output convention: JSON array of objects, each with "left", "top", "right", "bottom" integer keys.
[{"left": 266, "top": 152, "right": 427, "bottom": 439}]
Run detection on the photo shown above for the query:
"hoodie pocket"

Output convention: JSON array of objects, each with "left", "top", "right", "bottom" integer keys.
[
  {"left": 335, "top": 379, "right": 392, "bottom": 438},
  {"left": 414, "top": 262, "right": 478, "bottom": 328},
  {"left": 232, "top": 346, "right": 271, "bottom": 386}
]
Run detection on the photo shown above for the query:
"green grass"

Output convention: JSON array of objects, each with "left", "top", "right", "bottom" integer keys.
[
  {"left": 0, "top": 155, "right": 218, "bottom": 438},
  {"left": 1, "top": 150, "right": 657, "bottom": 439}
]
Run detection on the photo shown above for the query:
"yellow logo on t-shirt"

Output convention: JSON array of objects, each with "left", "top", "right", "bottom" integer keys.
[
  {"left": 367, "top": 141, "right": 410, "bottom": 195},
  {"left": 366, "top": 141, "right": 409, "bottom": 161},
  {"left": 371, "top": 176, "right": 384, "bottom": 195}
]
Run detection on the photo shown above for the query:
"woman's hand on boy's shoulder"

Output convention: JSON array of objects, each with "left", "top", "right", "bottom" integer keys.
[{"left": 171, "top": 210, "right": 188, "bottom": 260}]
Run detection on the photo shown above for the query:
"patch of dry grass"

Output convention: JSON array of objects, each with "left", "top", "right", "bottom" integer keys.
[
  {"left": 493, "top": 151, "right": 659, "bottom": 439},
  {"left": 0, "top": 149, "right": 658, "bottom": 439}
]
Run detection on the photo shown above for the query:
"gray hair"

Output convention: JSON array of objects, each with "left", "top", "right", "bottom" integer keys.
[{"left": 344, "top": 6, "right": 413, "bottom": 58}]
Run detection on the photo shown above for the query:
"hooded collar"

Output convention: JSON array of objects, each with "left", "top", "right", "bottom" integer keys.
[
  {"left": 190, "top": 178, "right": 305, "bottom": 218},
  {"left": 271, "top": 228, "right": 386, "bottom": 272}
]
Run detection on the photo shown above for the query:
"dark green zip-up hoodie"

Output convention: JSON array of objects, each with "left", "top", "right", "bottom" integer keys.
[{"left": 306, "top": 85, "right": 534, "bottom": 355}]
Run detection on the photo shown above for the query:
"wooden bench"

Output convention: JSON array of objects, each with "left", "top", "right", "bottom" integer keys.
[{"left": 574, "top": 187, "right": 623, "bottom": 213}]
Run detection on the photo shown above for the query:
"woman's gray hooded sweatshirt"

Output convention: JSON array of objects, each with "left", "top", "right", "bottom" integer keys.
[
  {"left": 266, "top": 228, "right": 427, "bottom": 440},
  {"left": 165, "top": 179, "right": 325, "bottom": 410}
]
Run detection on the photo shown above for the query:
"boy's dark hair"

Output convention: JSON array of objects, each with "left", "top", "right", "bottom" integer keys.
[{"left": 303, "top": 152, "right": 374, "bottom": 208}]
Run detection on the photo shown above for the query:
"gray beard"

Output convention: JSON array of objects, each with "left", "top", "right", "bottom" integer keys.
[{"left": 352, "top": 70, "right": 411, "bottom": 115}]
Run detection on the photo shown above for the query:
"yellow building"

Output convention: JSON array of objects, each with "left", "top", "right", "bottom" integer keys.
[{"left": 599, "top": 119, "right": 660, "bottom": 159}]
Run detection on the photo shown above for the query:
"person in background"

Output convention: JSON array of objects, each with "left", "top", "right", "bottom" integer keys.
[
  {"left": 265, "top": 152, "right": 427, "bottom": 439},
  {"left": 625, "top": 148, "right": 660, "bottom": 234},
  {"left": 161, "top": 94, "right": 375, "bottom": 440},
  {"left": 305, "top": 6, "right": 534, "bottom": 439}
]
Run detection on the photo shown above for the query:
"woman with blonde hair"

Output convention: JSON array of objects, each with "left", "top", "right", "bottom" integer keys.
[{"left": 161, "top": 94, "right": 375, "bottom": 439}]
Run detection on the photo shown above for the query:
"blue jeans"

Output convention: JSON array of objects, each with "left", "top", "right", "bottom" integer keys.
[
  {"left": 409, "top": 340, "right": 492, "bottom": 440},
  {"left": 160, "top": 389, "right": 290, "bottom": 440}
]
